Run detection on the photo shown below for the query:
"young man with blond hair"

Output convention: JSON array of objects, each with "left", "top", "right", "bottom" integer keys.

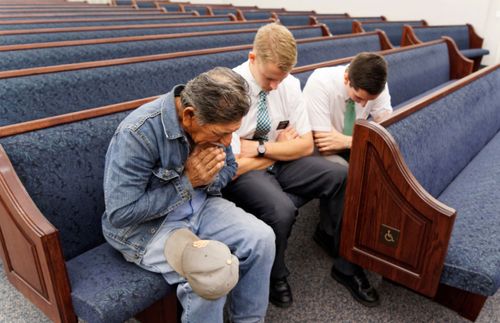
[{"left": 223, "top": 23, "right": 380, "bottom": 308}]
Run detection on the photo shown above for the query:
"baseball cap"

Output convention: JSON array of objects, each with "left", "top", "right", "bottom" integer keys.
[{"left": 164, "top": 228, "right": 239, "bottom": 300}]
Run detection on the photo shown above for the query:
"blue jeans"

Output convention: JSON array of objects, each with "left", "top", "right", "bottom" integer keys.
[{"left": 139, "top": 197, "right": 275, "bottom": 323}]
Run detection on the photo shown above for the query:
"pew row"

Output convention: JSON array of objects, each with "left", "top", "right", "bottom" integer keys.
[
  {"left": 0, "top": 19, "right": 275, "bottom": 45},
  {"left": 0, "top": 14, "right": 236, "bottom": 30},
  {"left": 340, "top": 64, "right": 500, "bottom": 321},
  {"left": 0, "top": 25, "right": 328, "bottom": 71},
  {"left": 401, "top": 24, "right": 489, "bottom": 71},
  {"left": 0, "top": 30, "right": 391, "bottom": 128},
  {"left": 353, "top": 19, "right": 427, "bottom": 47}
]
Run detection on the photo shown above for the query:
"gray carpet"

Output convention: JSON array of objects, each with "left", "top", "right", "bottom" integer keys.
[{"left": 1, "top": 200, "right": 499, "bottom": 322}]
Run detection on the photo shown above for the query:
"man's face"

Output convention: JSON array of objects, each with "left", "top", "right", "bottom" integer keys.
[
  {"left": 189, "top": 117, "right": 241, "bottom": 148},
  {"left": 344, "top": 73, "right": 379, "bottom": 108},
  {"left": 249, "top": 52, "right": 289, "bottom": 92}
]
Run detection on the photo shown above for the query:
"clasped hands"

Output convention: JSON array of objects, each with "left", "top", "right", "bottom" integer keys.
[{"left": 185, "top": 144, "right": 226, "bottom": 188}]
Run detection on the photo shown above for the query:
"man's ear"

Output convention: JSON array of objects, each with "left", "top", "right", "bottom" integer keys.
[
  {"left": 343, "top": 72, "right": 349, "bottom": 86},
  {"left": 181, "top": 107, "right": 196, "bottom": 129},
  {"left": 249, "top": 51, "right": 256, "bottom": 64}
]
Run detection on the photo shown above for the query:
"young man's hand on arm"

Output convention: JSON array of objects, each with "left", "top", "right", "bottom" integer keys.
[{"left": 313, "top": 129, "right": 351, "bottom": 156}]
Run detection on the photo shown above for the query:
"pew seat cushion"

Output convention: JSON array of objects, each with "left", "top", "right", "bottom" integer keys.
[
  {"left": 460, "top": 48, "right": 490, "bottom": 59},
  {"left": 66, "top": 243, "right": 173, "bottom": 323},
  {"left": 437, "top": 132, "right": 500, "bottom": 296}
]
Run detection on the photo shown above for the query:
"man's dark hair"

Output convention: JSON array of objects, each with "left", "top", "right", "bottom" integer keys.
[
  {"left": 347, "top": 52, "right": 388, "bottom": 96},
  {"left": 180, "top": 67, "right": 250, "bottom": 125}
]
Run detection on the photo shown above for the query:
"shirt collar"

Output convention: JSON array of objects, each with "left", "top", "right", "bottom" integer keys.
[
  {"left": 240, "top": 60, "right": 264, "bottom": 98},
  {"left": 161, "top": 84, "right": 186, "bottom": 140}
]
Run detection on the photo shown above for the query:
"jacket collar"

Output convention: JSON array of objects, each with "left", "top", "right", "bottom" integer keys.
[{"left": 161, "top": 85, "right": 186, "bottom": 140}]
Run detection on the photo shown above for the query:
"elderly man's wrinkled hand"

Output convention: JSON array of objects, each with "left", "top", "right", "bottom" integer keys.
[{"left": 185, "top": 144, "right": 226, "bottom": 187}]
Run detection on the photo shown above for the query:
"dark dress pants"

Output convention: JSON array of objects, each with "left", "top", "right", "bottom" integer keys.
[{"left": 223, "top": 155, "right": 359, "bottom": 279}]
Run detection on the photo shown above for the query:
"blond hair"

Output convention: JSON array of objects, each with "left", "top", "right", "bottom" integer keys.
[{"left": 253, "top": 23, "right": 297, "bottom": 72}]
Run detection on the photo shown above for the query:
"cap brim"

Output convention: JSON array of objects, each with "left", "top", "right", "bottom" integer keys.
[{"left": 164, "top": 228, "right": 198, "bottom": 277}]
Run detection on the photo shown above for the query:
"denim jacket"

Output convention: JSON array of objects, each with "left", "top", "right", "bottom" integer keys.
[{"left": 102, "top": 85, "right": 237, "bottom": 263}]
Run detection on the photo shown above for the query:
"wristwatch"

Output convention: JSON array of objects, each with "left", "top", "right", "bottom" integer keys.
[{"left": 257, "top": 139, "right": 266, "bottom": 157}]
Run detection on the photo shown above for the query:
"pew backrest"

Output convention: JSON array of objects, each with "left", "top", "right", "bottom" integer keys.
[
  {"left": 0, "top": 31, "right": 390, "bottom": 127},
  {"left": 0, "top": 19, "right": 274, "bottom": 45},
  {"left": 0, "top": 25, "right": 325, "bottom": 71},
  {"left": 0, "top": 14, "right": 235, "bottom": 30},
  {"left": 353, "top": 20, "right": 427, "bottom": 46}
]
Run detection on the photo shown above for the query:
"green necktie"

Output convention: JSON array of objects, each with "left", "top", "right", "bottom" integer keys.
[{"left": 343, "top": 99, "right": 356, "bottom": 136}]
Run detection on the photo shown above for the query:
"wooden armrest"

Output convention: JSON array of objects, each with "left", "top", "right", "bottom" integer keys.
[
  {"left": 0, "top": 146, "right": 75, "bottom": 322},
  {"left": 401, "top": 25, "right": 421, "bottom": 46},
  {"left": 340, "top": 120, "right": 456, "bottom": 297},
  {"left": 467, "top": 23, "right": 484, "bottom": 49}
]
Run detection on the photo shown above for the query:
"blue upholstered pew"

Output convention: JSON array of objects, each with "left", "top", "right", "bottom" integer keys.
[
  {"left": 293, "top": 38, "right": 472, "bottom": 108},
  {"left": 0, "top": 25, "right": 327, "bottom": 71},
  {"left": 0, "top": 14, "right": 236, "bottom": 30},
  {"left": 0, "top": 30, "right": 391, "bottom": 128},
  {"left": 134, "top": 0, "right": 158, "bottom": 9},
  {"left": 317, "top": 17, "right": 384, "bottom": 35},
  {"left": 0, "top": 12, "right": 190, "bottom": 20},
  {"left": 158, "top": 3, "right": 182, "bottom": 12},
  {"left": 340, "top": 64, "right": 500, "bottom": 321},
  {"left": 0, "top": 19, "right": 274, "bottom": 46},
  {"left": 353, "top": 19, "right": 427, "bottom": 46},
  {"left": 401, "top": 24, "right": 489, "bottom": 71},
  {"left": 0, "top": 99, "right": 179, "bottom": 323}
]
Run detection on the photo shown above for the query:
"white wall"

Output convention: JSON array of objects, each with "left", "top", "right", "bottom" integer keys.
[{"left": 190, "top": 0, "right": 500, "bottom": 65}]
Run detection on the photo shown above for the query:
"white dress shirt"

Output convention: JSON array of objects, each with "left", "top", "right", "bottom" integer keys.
[
  {"left": 303, "top": 65, "right": 392, "bottom": 133},
  {"left": 231, "top": 60, "right": 311, "bottom": 154}
]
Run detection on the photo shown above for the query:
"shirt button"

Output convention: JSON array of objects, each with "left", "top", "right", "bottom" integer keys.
[{"left": 150, "top": 228, "right": 156, "bottom": 234}]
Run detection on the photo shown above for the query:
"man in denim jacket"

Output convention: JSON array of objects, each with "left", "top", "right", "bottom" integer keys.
[{"left": 102, "top": 67, "right": 275, "bottom": 323}]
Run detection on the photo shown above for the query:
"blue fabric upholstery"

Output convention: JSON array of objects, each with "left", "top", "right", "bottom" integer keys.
[
  {"left": 296, "top": 34, "right": 382, "bottom": 66},
  {"left": 361, "top": 21, "right": 425, "bottom": 46},
  {"left": 276, "top": 15, "right": 311, "bottom": 26},
  {"left": 386, "top": 68, "right": 500, "bottom": 296},
  {"left": 242, "top": 11, "right": 272, "bottom": 20},
  {"left": 0, "top": 16, "right": 232, "bottom": 30},
  {"left": 136, "top": 2, "right": 156, "bottom": 8},
  {"left": 0, "top": 50, "right": 242, "bottom": 126},
  {"left": 384, "top": 42, "right": 451, "bottom": 107},
  {"left": 160, "top": 4, "right": 181, "bottom": 12},
  {"left": 212, "top": 8, "right": 238, "bottom": 15},
  {"left": 0, "top": 21, "right": 269, "bottom": 46},
  {"left": 413, "top": 26, "right": 469, "bottom": 50},
  {"left": 386, "top": 69, "right": 500, "bottom": 198},
  {"left": 438, "top": 132, "right": 500, "bottom": 296},
  {"left": 319, "top": 18, "right": 354, "bottom": 35},
  {"left": 115, "top": 0, "right": 132, "bottom": 5},
  {"left": 291, "top": 26, "right": 324, "bottom": 39},
  {"left": 0, "top": 111, "right": 131, "bottom": 260},
  {"left": 0, "top": 26, "right": 324, "bottom": 71},
  {"left": 393, "top": 80, "right": 455, "bottom": 110},
  {"left": 0, "top": 32, "right": 257, "bottom": 71},
  {"left": 461, "top": 48, "right": 490, "bottom": 59},
  {"left": 183, "top": 6, "right": 209, "bottom": 15},
  {"left": 67, "top": 243, "right": 174, "bottom": 323},
  {"left": 0, "top": 14, "right": 173, "bottom": 20},
  {"left": 0, "top": 36, "right": 381, "bottom": 126}
]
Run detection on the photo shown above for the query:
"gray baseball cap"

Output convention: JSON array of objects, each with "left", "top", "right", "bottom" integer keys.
[{"left": 164, "top": 228, "right": 239, "bottom": 300}]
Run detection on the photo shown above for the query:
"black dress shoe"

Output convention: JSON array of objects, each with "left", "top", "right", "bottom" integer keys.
[
  {"left": 269, "top": 277, "right": 293, "bottom": 308},
  {"left": 330, "top": 266, "right": 380, "bottom": 307},
  {"left": 313, "top": 225, "right": 335, "bottom": 257}
]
